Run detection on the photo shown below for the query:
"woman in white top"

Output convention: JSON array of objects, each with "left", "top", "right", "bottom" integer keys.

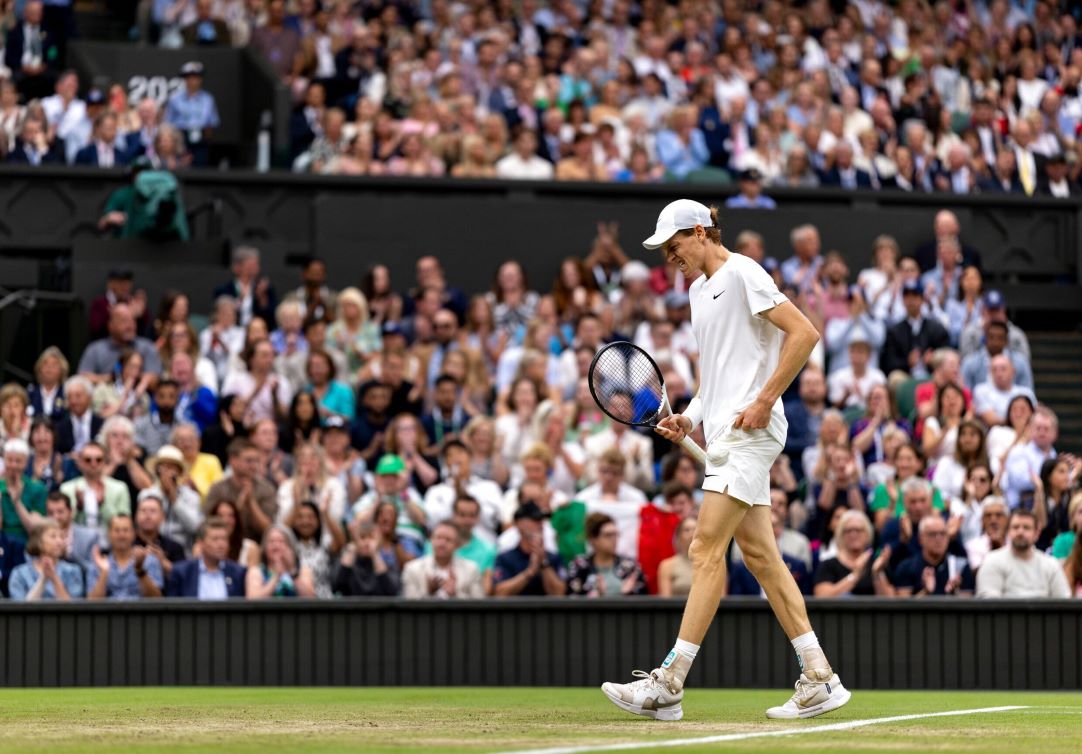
[
  {"left": 921, "top": 382, "right": 968, "bottom": 465},
  {"left": 495, "top": 377, "right": 541, "bottom": 469},
  {"left": 199, "top": 295, "right": 245, "bottom": 385},
  {"left": 276, "top": 443, "right": 346, "bottom": 549},
  {"left": 987, "top": 394, "right": 1035, "bottom": 475},
  {"left": 957, "top": 463, "right": 995, "bottom": 545},
  {"left": 526, "top": 400, "right": 585, "bottom": 495},
  {"left": 931, "top": 420, "right": 989, "bottom": 508},
  {"left": 462, "top": 416, "right": 510, "bottom": 489},
  {"left": 221, "top": 338, "right": 292, "bottom": 428},
  {"left": 857, "top": 235, "right": 899, "bottom": 323}
]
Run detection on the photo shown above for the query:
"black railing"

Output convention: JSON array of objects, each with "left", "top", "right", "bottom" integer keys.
[{"left": 1, "top": 598, "right": 1078, "bottom": 689}]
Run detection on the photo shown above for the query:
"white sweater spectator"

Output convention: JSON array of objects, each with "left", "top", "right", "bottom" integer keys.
[{"left": 976, "top": 544, "right": 1070, "bottom": 598}]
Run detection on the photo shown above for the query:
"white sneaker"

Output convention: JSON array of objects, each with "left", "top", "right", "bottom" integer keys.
[
  {"left": 601, "top": 668, "right": 684, "bottom": 721},
  {"left": 765, "top": 668, "right": 851, "bottom": 719}
]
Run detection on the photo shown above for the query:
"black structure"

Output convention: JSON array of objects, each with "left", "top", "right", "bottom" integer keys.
[
  {"left": 1, "top": 167, "right": 1079, "bottom": 380},
  {"left": 67, "top": 42, "right": 292, "bottom": 166},
  {"left": 1, "top": 167, "right": 1080, "bottom": 313},
  {"left": 1, "top": 599, "right": 1079, "bottom": 689}
]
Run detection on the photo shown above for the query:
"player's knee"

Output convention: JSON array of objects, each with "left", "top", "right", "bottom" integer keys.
[{"left": 689, "top": 531, "right": 726, "bottom": 571}]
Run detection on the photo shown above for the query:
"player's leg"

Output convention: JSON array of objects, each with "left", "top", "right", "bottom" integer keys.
[
  {"left": 601, "top": 490, "right": 747, "bottom": 721},
  {"left": 734, "top": 506, "right": 852, "bottom": 719}
]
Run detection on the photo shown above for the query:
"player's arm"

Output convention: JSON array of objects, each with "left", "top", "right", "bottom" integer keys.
[{"left": 734, "top": 301, "right": 820, "bottom": 430}]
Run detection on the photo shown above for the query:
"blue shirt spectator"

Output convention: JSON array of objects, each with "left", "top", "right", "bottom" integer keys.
[
  {"left": 727, "top": 169, "right": 778, "bottom": 209},
  {"left": 8, "top": 519, "right": 84, "bottom": 600},
  {"left": 8, "top": 558, "right": 84, "bottom": 600},
  {"left": 655, "top": 111, "right": 710, "bottom": 180},
  {"left": 88, "top": 550, "right": 164, "bottom": 599}
]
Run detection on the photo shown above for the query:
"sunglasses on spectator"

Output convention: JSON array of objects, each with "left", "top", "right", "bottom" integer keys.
[
  {"left": 923, "top": 530, "right": 948, "bottom": 538},
  {"left": 82, "top": 455, "right": 104, "bottom": 464},
  {"left": 841, "top": 527, "right": 865, "bottom": 535}
]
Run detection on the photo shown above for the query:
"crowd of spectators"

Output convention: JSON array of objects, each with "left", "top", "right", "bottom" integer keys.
[
  {"left": 0, "top": 0, "right": 1081, "bottom": 192},
  {"left": 0, "top": 207, "right": 1078, "bottom": 602}
]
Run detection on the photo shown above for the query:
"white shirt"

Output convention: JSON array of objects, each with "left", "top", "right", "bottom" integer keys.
[
  {"left": 275, "top": 477, "right": 346, "bottom": 549},
  {"left": 583, "top": 428, "right": 654, "bottom": 490},
  {"left": 576, "top": 482, "right": 647, "bottom": 560},
  {"left": 41, "top": 95, "right": 90, "bottom": 163},
  {"left": 1002, "top": 441, "right": 1056, "bottom": 509},
  {"left": 220, "top": 371, "right": 293, "bottom": 425},
  {"left": 423, "top": 477, "right": 503, "bottom": 535},
  {"left": 1048, "top": 179, "right": 1071, "bottom": 198},
  {"left": 975, "top": 546, "right": 1070, "bottom": 598},
  {"left": 71, "top": 411, "right": 93, "bottom": 452},
  {"left": 973, "top": 382, "right": 1036, "bottom": 425},
  {"left": 690, "top": 252, "right": 789, "bottom": 446},
  {"left": 827, "top": 366, "right": 886, "bottom": 408},
  {"left": 495, "top": 153, "right": 555, "bottom": 180},
  {"left": 36, "top": 385, "right": 59, "bottom": 417}
]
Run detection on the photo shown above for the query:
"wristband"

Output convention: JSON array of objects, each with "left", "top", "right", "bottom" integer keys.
[{"left": 681, "top": 396, "right": 703, "bottom": 431}]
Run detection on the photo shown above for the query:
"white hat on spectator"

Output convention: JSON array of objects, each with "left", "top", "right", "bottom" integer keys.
[
  {"left": 642, "top": 199, "right": 713, "bottom": 250},
  {"left": 147, "top": 445, "right": 190, "bottom": 477},
  {"left": 621, "top": 260, "right": 651, "bottom": 284},
  {"left": 3, "top": 438, "right": 29, "bottom": 457}
]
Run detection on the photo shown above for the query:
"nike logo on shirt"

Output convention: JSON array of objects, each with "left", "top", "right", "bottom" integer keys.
[{"left": 713, "top": 290, "right": 726, "bottom": 299}]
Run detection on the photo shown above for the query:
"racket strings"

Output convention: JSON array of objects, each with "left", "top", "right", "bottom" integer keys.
[{"left": 590, "top": 343, "right": 665, "bottom": 426}]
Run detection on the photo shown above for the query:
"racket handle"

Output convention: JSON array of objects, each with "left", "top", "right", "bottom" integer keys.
[{"left": 678, "top": 435, "right": 708, "bottom": 466}]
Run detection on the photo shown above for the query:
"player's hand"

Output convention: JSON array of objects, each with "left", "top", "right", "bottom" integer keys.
[
  {"left": 733, "top": 397, "right": 772, "bottom": 431},
  {"left": 655, "top": 414, "right": 691, "bottom": 443}
]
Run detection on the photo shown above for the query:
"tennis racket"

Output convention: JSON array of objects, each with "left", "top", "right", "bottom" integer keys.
[{"left": 587, "top": 341, "right": 707, "bottom": 465}]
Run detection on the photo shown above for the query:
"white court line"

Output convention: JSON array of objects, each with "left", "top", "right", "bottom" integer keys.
[{"left": 496, "top": 706, "right": 1029, "bottom": 754}]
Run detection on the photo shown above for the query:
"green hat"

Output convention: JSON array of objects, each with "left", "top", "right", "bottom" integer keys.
[{"left": 375, "top": 454, "right": 405, "bottom": 475}]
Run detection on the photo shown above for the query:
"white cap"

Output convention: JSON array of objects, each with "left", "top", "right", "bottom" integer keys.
[
  {"left": 3, "top": 438, "right": 29, "bottom": 457},
  {"left": 621, "top": 260, "right": 651, "bottom": 283},
  {"left": 642, "top": 199, "right": 713, "bottom": 250}
]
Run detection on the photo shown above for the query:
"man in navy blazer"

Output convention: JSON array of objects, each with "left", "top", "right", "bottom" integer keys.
[
  {"left": 819, "top": 142, "right": 873, "bottom": 188},
  {"left": 74, "top": 111, "right": 132, "bottom": 168},
  {"left": 166, "top": 518, "right": 246, "bottom": 598},
  {"left": 4, "top": 1, "right": 60, "bottom": 100},
  {"left": 6, "top": 116, "right": 64, "bottom": 165}
]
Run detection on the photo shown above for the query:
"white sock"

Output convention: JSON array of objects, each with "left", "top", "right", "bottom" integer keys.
[
  {"left": 791, "top": 631, "right": 821, "bottom": 670},
  {"left": 662, "top": 638, "right": 699, "bottom": 669}
]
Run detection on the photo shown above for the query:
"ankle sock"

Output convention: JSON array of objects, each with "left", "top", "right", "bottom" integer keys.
[{"left": 791, "top": 631, "right": 827, "bottom": 672}]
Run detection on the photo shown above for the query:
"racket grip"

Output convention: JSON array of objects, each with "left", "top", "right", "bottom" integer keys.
[{"left": 678, "top": 435, "right": 708, "bottom": 466}]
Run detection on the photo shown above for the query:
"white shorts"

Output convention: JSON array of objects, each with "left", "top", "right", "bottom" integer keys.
[{"left": 701, "top": 426, "right": 783, "bottom": 507}]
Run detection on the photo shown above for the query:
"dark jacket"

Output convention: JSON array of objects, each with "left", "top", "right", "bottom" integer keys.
[
  {"left": 977, "top": 174, "right": 1025, "bottom": 195},
  {"left": 332, "top": 557, "right": 400, "bottom": 596},
  {"left": 4, "top": 24, "right": 60, "bottom": 74},
  {"left": 818, "top": 166, "right": 874, "bottom": 188},
  {"left": 165, "top": 558, "right": 247, "bottom": 597},
  {"left": 881, "top": 316, "right": 950, "bottom": 376},
  {"left": 74, "top": 142, "right": 133, "bottom": 167},
  {"left": 53, "top": 412, "right": 105, "bottom": 455},
  {"left": 181, "top": 18, "right": 232, "bottom": 47},
  {"left": 5, "top": 137, "right": 64, "bottom": 164},
  {"left": 27, "top": 383, "right": 65, "bottom": 421},
  {"left": 212, "top": 280, "right": 277, "bottom": 328}
]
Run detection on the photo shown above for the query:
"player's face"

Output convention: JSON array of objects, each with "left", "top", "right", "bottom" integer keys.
[{"left": 662, "top": 229, "right": 705, "bottom": 274}]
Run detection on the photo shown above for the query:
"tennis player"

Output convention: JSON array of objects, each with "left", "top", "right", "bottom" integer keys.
[{"left": 601, "top": 199, "right": 851, "bottom": 721}]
